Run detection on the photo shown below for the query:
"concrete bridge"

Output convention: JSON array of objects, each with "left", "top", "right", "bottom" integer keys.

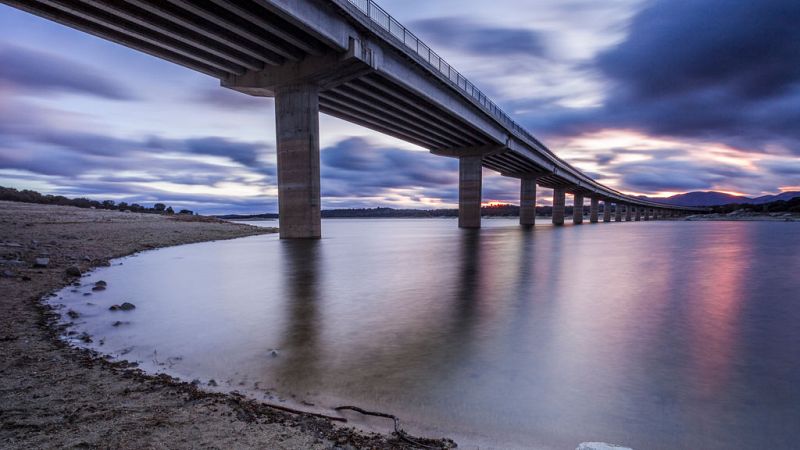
[{"left": 3, "top": 0, "right": 706, "bottom": 238}]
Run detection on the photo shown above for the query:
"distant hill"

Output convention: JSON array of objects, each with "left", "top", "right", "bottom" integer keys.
[{"left": 643, "top": 191, "right": 800, "bottom": 207}]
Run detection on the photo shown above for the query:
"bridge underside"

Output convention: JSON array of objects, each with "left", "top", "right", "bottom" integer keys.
[{"left": 3, "top": 0, "right": 702, "bottom": 237}]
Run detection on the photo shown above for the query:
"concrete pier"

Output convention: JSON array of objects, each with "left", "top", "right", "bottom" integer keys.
[
  {"left": 603, "top": 201, "right": 611, "bottom": 222},
  {"left": 459, "top": 155, "right": 483, "bottom": 228},
  {"left": 275, "top": 83, "right": 321, "bottom": 239},
  {"left": 573, "top": 194, "right": 584, "bottom": 224},
  {"left": 635, "top": 207, "right": 641, "bottom": 221},
  {"left": 625, "top": 204, "right": 632, "bottom": 221},
  {"left": 520, "top": 177, "right": 537, "bottom": 226},
  {"left": 590, "top": 198, "right": 599, "bottom": 223},
  {"left": 615, "top": 203, "right": 623, "bottom": 222},
  {"left": 552, "top": 188, "right": 566, "bottom": 226}
]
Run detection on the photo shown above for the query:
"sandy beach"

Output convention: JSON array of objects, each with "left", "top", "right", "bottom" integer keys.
[{"left": 0, "top": 201, "right": 451, "bottom": 449}]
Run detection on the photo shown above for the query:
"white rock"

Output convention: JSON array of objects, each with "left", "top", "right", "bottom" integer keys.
[
  {"left": 576, "top": 443, "right": 633, "bottom": 450},
  {"left": 34, "top": 257, "right": 50, "bottom": 268}
]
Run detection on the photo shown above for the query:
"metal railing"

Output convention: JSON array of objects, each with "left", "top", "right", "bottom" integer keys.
[
  {"left": 343, "top": 0, "right": 702, "bottom": 209},
  {"left": 344, "top": 1, "right": 525, "bottom": 132}
]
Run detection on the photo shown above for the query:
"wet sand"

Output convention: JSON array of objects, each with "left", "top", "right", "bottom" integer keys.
[{"left": 0, "top": 201, "right": 452, "bottom": 449}]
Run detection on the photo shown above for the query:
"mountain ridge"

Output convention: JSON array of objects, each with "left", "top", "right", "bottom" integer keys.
[{"left": 640, "top": 191, "right": 800, "bottom": 207}]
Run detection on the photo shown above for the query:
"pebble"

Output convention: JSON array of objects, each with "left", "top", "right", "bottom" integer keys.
[
  {"left": 576, "top": 443, "right": 634, "bottom": 450},
  {"left": 1, "top": 260, "right": 25, "bottom": 267},
  {"left": 65, "top": 266, "right": 81, "bottom": 277},
  {"left": 33, "top": 257, "right": 50, "bottom": 268},
  {"left": 110, "top": 302, "right": 136, "bottom": 311},
  {"left": 1, "top": 269, "right": 14, "bottom": 278}
]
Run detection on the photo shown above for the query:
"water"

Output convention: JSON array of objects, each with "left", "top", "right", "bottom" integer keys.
[{"left": 52, "top": 218, "right": 800, "bottom": 449}]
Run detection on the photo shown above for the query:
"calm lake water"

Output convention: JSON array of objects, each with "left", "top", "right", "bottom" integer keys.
[{"left": 52, "top": 218, "right": 800, "bottom": 449}]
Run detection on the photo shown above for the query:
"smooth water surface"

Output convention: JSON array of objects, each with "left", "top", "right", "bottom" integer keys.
[{"left": 54, "top": 219, "right": 800, "bottom": 449}]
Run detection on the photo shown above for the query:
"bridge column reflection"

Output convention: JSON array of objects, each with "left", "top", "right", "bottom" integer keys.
[{"left": 275, "top": 240, "right": 322, "bottom": 388}]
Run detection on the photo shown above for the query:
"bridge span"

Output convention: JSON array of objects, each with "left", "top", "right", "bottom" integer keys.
[{"left": 3, "top": 0, "right": 707, "bottom": 238}]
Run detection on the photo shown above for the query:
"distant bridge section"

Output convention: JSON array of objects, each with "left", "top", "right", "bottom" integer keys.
[{"left": 3, "top": 0, "right": 707, "bottom": 237}]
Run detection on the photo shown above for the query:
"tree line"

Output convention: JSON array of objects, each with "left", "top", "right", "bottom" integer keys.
[
  {"left": 0, "top": 186, "right": 194, "bottom": 215},
  {"left": 709, "top": 196, "right": 800, "bottom": 214}
]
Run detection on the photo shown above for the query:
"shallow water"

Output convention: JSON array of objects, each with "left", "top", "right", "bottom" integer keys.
[{"left": 53, "top": 218, "right": 800, "bottom": 449}]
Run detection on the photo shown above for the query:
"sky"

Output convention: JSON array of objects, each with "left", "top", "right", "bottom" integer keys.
[{"left": 0, "top": 0, "right": 798, "bottom": 214}]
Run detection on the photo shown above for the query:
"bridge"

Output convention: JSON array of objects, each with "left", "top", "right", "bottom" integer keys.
[{"left": 3, "top": 0, "right": 707, "bottom": 238}]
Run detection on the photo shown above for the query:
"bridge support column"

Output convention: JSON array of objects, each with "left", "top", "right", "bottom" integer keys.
[
  {"left": 635, "top": 207, "right": 641, "bottom": 221},
  {"left": 552, "top": 188, "right": 566, "bottom": 226},
  {"left": 615, "top": 203, "right": 623, "bottom": 222},
  {"left": 625, "top": 204, "right": 632, "bottom": 221},
  {"left": 602, "top": 201, "right": 611, "bottom": 222},
  {"left": 276, "top": 83, "right": 321, "bottom": 239},
  {"left": 520, "top": 177, "right": 537, "bottom": 226},
  {"left": 573, "top": 194, "right": 584, "bottom": 224},
  {"left": 459, "top": 155, "right": 482, "bottom": 228},
  {"left": 590, "top": 198, "right": 599, "bottom": 223}
]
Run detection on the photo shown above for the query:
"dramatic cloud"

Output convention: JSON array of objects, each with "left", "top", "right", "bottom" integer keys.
[
  {"left": 0, "top": 44, "right": 135, "bottom": 100},
  {"left": 320, "top": 137, "right": 458, "bottom": 202},
  {"left": 1, "top": 0, "right": 798, "bottom": 211},
  {"left": 193, "top": 87, "right": 272, "bottom": 110},
  {"left": 529, "top": 0, "right": 800, "bottom": 155},
  {"left": 147, "top": 136, "right": 272, "bottom": 168},
  {"left": 411, "top": 17, "right": 546, "bottom": 58}
]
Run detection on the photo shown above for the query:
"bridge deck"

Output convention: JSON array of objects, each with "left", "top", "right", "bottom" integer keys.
[{"left": 2, "top": 0, "right": 705, "bottom": 213}]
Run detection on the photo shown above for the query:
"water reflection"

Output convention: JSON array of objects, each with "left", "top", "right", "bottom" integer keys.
[
  {"left": 275, "top": 240, "right": 321, "bottom": 388},
  {"left": 52, "top": 219, "right": 800, "bottom": 449}
]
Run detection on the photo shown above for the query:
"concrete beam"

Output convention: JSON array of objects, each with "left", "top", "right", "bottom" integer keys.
[
  {"left": 520, "top": 177, "right": 537, "bottom": 226},
  {"left": 459, "top": 155, "right": 482, "bottom": 228},
  {"left": 552, "top": 188, "right": 566, "bottom": 226},
  {"left": 224, "top": 37, "right": 371, "bottom": 96},
  {"left": 432, "top": 144, "right": 506, "bottom": 159},
  {"left": 573, "top": 193, "right": 584, "bottom": 224},
  {"left": 603, "top": 200, "right": 611, "bottom": 222},
  {"left": 275, "top": 83, "right": 321, "bottom": 239},
  {"left": 590, "top": 197, "right": 599, "bottom": 223}
]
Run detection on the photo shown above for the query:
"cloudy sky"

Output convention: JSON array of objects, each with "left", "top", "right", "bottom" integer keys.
[{"left": 1, "top": 0, "right": 798, "bottom": 214}]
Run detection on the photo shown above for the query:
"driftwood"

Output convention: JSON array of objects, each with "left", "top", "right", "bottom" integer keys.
[{"left": 335, "top": 405, "right": 443, "bottom": 449}]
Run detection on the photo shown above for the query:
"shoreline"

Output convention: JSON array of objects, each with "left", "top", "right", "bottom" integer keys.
[{"left": 0, "top": 201, "right": 453, "bottom": 449}]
